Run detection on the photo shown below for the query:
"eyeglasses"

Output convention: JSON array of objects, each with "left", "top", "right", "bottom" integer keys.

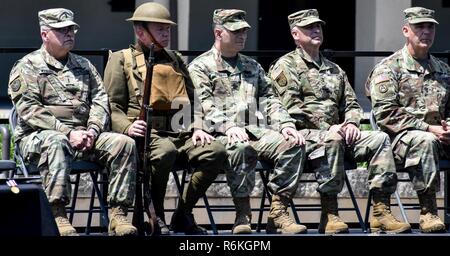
[{"left": 52, "top": 26, "right": 78, "bottom": 35}]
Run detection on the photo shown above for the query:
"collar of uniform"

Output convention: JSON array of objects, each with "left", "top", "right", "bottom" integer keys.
[
  {"left": 400, "top": 45, "right": 434, "bottom": 74},
  {"left": 295, "top": 47, "right": 331, "bottom": 71},
  {"left": 211, "top": 45, "right": 243, "bottom": 74},
  {"left": 40, "top": 44, "right": 73, "bottom": 70}
]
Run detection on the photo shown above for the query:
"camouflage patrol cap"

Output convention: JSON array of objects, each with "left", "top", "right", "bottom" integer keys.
[
  {"left": 38, "top": 8, "right": 79, "bottom": 28},
  {"left": 213, "top": 9, "right": 251, "bottom": 31},
  {"left": 288, "top": 9, "right": 325, "bottom": 29},
  {"left": 404, "top": 7, "right": 438, "bottom": 24}
]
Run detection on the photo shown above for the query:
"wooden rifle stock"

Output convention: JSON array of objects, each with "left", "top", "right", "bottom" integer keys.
[{"left": 132, "top": 44, "right": 158, "bottom": 235}]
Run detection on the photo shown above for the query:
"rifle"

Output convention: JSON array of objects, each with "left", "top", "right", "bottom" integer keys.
[{"left": 132, "top": 43, "right": 159, "bottom": 236}]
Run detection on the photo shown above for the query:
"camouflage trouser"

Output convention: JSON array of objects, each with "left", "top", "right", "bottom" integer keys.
[
  {"left": 150, "top": 132, "right": 227, "bottom": 213},
  {"left": 305, "top": 129, "right": 397, "bottom": 195},
  {"left": 19, "top": 130, "right": 137, "bottom": 207},
  {"left": 392, "top": 130, "right": 450, "bottom": 193},
  {"left": 218, "top": 128, "right": 305, "bottom": 199}
]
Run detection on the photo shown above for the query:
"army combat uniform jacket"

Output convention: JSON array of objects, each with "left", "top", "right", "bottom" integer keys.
[
  {"left": 8, "top": 46, "right": 136, "bottom": 206},
  {"left": 269, "top": 47, "right": 397, "bottom": 195},
  {"left": 367, "top": 45, "right": 450, "bottom": 192},
  {"left": 188, "top": 46, "right": 305, "bottom": 198}
]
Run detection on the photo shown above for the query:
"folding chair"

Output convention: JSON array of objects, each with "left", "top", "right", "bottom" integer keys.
[{"left": 9, "top": 107, "right": 109, "bottom": 234}]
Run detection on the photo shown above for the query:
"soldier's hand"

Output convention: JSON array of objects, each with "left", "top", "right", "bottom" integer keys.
[
  {"left": 127, "top": 120, "right": 147, "bottom": 137},
  {"left": 226, "top": 127, "right": 249, "bottom": 145},
  {"left": 192, "top": 129, "right": 215, "bottom": 146},
  {"left": 343, "top": 123, "right": 361, "bottom": 145},
  {"left": 69, "top": 130, "right": 89, "bottom": 150},
  {"left": 429, "top": 124, "right": 450, "bottom": 145},
  {"left": 281, "top": 127, "right": 304, "bottom": 146},
  {"left": 84, "top": 130, "right": 96, "bottom": 151},
  {"left": 328, "top": 124, "right": 345, "bottom": 139}
]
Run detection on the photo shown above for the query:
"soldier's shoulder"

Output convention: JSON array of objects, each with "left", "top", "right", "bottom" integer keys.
[
  {"left": 109, "top": 48, "right": 127, "bottom": 59},
  {"left": 431, "top": 54, "right": 450, "bottom": 73},
  {"left": 189, "top": 50, "right": 214, "bottom": 69},
  {"left": 70, "top": 52, "right": 97, "bottom": 70},
  {"left": 10, "top": 50, "right": 42, "bottom": 74},
  {"left": 375, "top": 50, "right": 403, "bottom": 70},
  {"left": 273, "top": 51, "right": 296, "bottom": 68},
  {"left": 239, "top": 54, "right": 264, "bottom": 71}
]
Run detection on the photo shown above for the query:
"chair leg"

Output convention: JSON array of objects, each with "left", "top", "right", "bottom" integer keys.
[
  {"left": 256, "top": 178, "right": 266, "bottom": 233},
  {"left": 289, "top": 199, "right": 301, "bottom": 224},
  {"left": 364, "top": 190, "right": 372, "bottom": 231},
  {"left": 344, "top": 173, "right": 366, "bottom": 232},
  {"left": 69, "top": 174, "right": 81, "bottom": 223},
  {"left": 86, "top": 179, "right": 97, "bottom": 235},
  {"left": 394, "top": 191, "right": 409, "bottom": 223},
  {"left": 202, "top": 195, "right": 217, "bottom": 235}
]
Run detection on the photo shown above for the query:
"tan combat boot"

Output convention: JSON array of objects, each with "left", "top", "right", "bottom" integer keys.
[
  {"left": 370, "top": 191, "right": 411, "bottom": 234},
  {"left": 51, "top": 204, "right": 78, "bottom": 236},
  {"left": 418, "top": 192, "right": 446, "bottom": 233},
  {"left": 232, "top": 197, "right": 252, "bottom": 234},
  {"left": 266, "top": 195, "right": 307, "bottom": 234},
  {"left": 109, "top": 205, "right": 138, "bottom": 236},
  {"left": 318, "top": 194, "right": 349, "bottom": 234}
]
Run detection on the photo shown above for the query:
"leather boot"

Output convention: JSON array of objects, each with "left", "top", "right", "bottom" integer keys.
[
  {"left": 51, "top": 203, "right": 78, "bottom": 236},
  {"left": 232, "top": 197, "right": 252, "bottom": 234},
  {"left": 418, "top": 191, "right": 446, "bottom": 233},
  {"left": 266, "top": 194, "right": 307, "bottom": 234},
  {"left": 370, "top": 190, "right": 411, "bottom": 234},
  {"left": 318, "top": 194, "right": 348, "bottom": 234},
  {"left": 109, "top": 205, "right": 138, "bottom": 236}
]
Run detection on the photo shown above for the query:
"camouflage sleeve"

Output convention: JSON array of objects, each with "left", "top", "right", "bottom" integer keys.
[
  {"left": 8, "top": 60, "right": 72, "bottom": 136},
  {"left": 188, "top": 62, "right": 237, "bottom": 134},
  {"left": 173, "top": 51, "right": 204, "bottom": 131},
  {"left": 269, "top": 58, "right": 307, "bottom": 127},
  {"left": 368, "top": 65, "right": 429, "bottom": 135},
  {"left": 340, "top": 72, "right": 363, "bottom": 126},
  {"left": 104, "top": 51, "right": 133, "bottom": 134},
  {"left": 257, "top": 63, "right": 295, "bottom": 131},
  {"left": 87, "top": 61, "right": 110, "bottom": 134}
]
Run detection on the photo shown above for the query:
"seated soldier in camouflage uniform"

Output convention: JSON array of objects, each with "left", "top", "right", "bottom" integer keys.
[
  {"left": 268, "top": 9, "right": 410, "bottom": 234},
  {"left": 8, "top": 8, "right": 137, "bottom": 236},
  {"left": 366, "top": 7, "right": 449, "bottom": 233},
  {"left": 104, "top": 2, "right": 228, "bottom": 235},
  {"left": 189, "top": 9, "right": 307, "bottom": 235}
]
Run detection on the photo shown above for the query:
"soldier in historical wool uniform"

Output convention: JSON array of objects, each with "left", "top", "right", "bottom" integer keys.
[
  {"left": 189, "top": 9, "right": 307, "bottom": 234},
  {"left": 104, "top": 2, "right": 227, "bottom": 235},
  {"left": 269, "top": 9, "right": 410, "bottom": 234},
  {"left": 8, "top": 8, "right": 138, "bottom": 236},
  {"left": 366, "top": 7, "right": 449, "bottom": 233}
]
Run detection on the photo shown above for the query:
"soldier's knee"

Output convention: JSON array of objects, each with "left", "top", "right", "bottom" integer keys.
[
  {"left": 371, "top": 131, "right": 391, "bottom": 145},
  {"left": 113, "top": 134, "right": 137, "bottom": 152},
  {"left": 411, "top": 132, "right": 439, "bottom": 150},
  {"left": 233, "top": 142, "right": 257, "bottom": 158},
  {"left": 208, "top": 141, "right": 228, "bottom": 162},
  {"left": 47, "top": 133, "right": 71, "bottom": 148},
  {"left": 326, "top": 132, "right": 344, "bottom": 147}
]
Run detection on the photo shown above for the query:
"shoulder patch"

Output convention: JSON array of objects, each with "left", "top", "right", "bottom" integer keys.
[
  {"left": 275, "top": 72, "right": 287, "bottom": 87},
  {"left": 378, "top": 84, "right": 388, "bottom": 94},
  {"left": 10, "top": 79, "right": 21, "bottom": 92},
  {"left": 373, "top": 74, "right": 390, "bottom": 84}
]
